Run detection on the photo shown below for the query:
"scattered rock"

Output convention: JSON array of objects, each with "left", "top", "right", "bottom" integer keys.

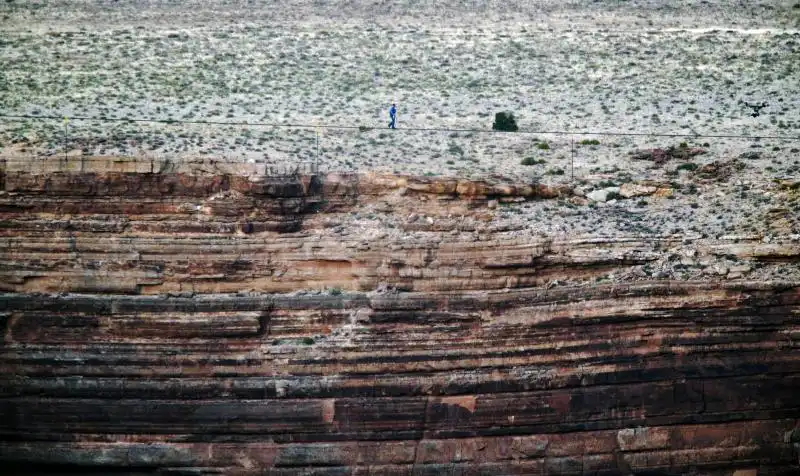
[
  {"left": 375, "top": 202, "right": 393, "bottom": 213},
  {"left": 711, "top": 265, "right": 729, "bottom": 276},
  {"left": 652, "top": 188, "right": 674, "bottom": 198},
  {"left": 572, "top": 186, "right": 589, "bottom": 197},
  {"left": 619, "top": 183, "right": 658, "bottom": 198},
  {"left": 695, "top": 159, "right": 746, "bottom": 181},
  {"left": 587, "top": 187, "right": 620, "bottom": 202},
  {"left": 775, "top": 179, "right": 800, "bottom": 190},
  {"left": 630, "top": 145, "right": 706, "bottom": 165},
  {"left": 727, "top": 264, "right": 751, "bottom": 279}
]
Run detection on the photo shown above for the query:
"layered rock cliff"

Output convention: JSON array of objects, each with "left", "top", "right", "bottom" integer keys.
[{"left": 1, "top": 157, "right": 799, "bottom": 475}]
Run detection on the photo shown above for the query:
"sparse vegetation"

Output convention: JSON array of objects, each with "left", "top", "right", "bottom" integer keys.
[
  {"left": 521, "top": 157, "right": 546, "bottom": 166},
  {"left": 0, "top": 1, "right": 794, "bottom": 185},
  {"left": 492, "top": 112, "right": 518, "bottom": 132}
]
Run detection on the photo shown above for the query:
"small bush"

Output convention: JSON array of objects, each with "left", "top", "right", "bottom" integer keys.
[
  {"left": 448, "top": 143, "right": 464, "bottom": 156},
  {"left": 579, "top": 139, "right": 600, "bottom": 145},
  {"left": 545, "top": 167, "right": 565, "bottom": 175},
  {"left": 521, "top": 157, "right": 546, "bottom": 166},
  {"left": 301, "top": 337, "right": 315, "bottom": 345},
  {"left": 679, "top": 141, "right": 688, "bottom": 148},
  {"left": 536, "top": 142, "right": 550, "bottom": 150},
  {"left": 329, "top": 287, "right": 342, "bottom": 296},
  {"left": 492, "top": 111, "right": 518, "bottom": 132},
  {"left": 677, "top": 162, "right": 699, "bottom": 172}
]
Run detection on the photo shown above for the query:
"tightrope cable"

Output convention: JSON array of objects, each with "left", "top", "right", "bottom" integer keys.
[{"left": 0, "top": 113, "right": 797, "bottom": 141}]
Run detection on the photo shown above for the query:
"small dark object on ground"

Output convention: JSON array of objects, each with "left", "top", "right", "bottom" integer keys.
[
  {"left": 744, "top": 101, "right": 768, "bottom": 117},
  {"left": 630, "top": 145, "right": 706, "bottom": 165},
  {"left": 492, "top": 112, "right": 518, "bottom": 132},
  {"left": 738, "top": 151, "right": 762, "bottom": 160},
  {"left": 695, "top": 159, "right": 746, "bottom": 181}
]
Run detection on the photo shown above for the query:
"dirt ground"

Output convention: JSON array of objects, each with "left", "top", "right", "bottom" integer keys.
[{"left": 1, "top": 0, "right": 799, "bottom": 248}]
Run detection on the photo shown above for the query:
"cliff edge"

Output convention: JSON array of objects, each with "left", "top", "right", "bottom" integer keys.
[{"left": 1, "top": 157, "right": 799, "bottom": 475}]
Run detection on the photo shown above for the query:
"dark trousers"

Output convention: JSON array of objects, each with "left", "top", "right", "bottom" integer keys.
[{"left": 389, "top": 116, "right": 396, "bottom": 129}]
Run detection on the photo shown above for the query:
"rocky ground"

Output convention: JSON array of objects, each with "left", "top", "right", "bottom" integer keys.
[{"left": 1, "top": 0, "right": 799, "bottom": 256}]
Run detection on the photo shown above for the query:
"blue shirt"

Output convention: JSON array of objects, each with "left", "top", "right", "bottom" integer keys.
[{"left": 389, "top": 105, "right": 397, "bottom": 118}]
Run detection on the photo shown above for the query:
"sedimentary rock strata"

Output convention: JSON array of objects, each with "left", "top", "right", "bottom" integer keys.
[{"left": 1, "top": 158, "right": 798, "bottom": 474}]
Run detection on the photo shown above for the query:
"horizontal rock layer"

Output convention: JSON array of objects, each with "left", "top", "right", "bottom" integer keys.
[{"left": 1, "top": 164, "right": 798, "bottom": 475}]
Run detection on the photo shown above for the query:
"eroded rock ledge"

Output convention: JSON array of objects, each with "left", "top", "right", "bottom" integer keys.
[{"left": 1, "top": 161, "right": 798, "bottom": 475}]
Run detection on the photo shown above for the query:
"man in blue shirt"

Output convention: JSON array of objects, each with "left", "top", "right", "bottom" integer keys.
[{"left": 388, "top": 103, "right": 397, "bottom": 129}]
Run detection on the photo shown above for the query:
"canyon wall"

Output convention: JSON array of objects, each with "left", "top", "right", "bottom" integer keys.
[{"left": 1, "top": 157, "right": 798, "bottom": 475}]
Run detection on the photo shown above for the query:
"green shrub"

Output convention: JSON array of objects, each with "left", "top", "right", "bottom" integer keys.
[
  {"left": 677, "top": 162, "right": 699, "bottom": 172},
  {"left": 536, "top": 142, "right": 550, "bottom": 150},
  {"left": 545, "top": 167, "right": 564, "bottom": 175},
  {"left": 579, "top": 139, "right": 600, "bottom": 145},
  {"left": 521, "top": 157, "right": 546, "bottom": 166},
  {"left": 301, "top": 337, "right": 315, "bottom": 345},
  {"left": 448, "top": 143, "right": 464, "bottom": 156},
  {"left": 492, "top": 111, "right": 518, "bottom": 132}
]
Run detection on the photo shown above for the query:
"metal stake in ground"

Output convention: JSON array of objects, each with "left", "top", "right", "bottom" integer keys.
[
  {"left": 571, "top": 136, "right": 575, "bottom": 183},
  {"left": 315, "top": 120, "right": 321, "bottom": 173},
  {"left": 63, "top": 116, "right": 69, "bottom": 163}
]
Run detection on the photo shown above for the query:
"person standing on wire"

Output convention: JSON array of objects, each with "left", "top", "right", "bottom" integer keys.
[{"left": 388, "top": 103, "right": 397, "bottom": 129}]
